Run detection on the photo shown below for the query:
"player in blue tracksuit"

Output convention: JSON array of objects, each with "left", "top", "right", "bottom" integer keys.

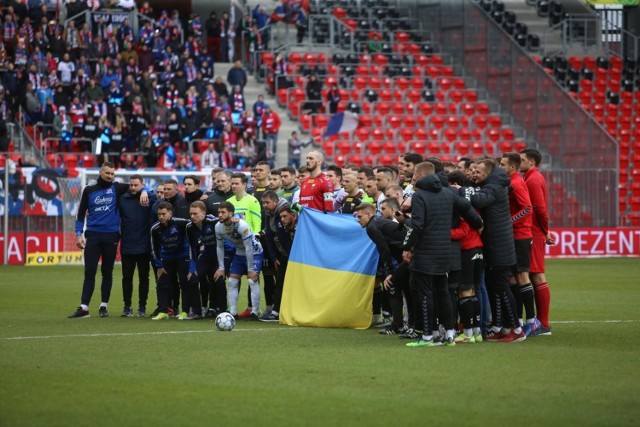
[
  {"left": 150, "top": 201, "right": 202, "bottom": 320},
  {"left": 186, "top": 201, "right": 227, "bottom": 317},
  {"left": 69, "top": 162, "right": 149, "bottom": 319}
]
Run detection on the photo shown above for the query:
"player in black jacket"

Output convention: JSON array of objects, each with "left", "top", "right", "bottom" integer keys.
[
  {"left": 356, "top": 203, "right": 414, "bottom": 335},
  {"left": 471, "top": 159, "right": 525, "bottom": 343},
  {"left": 403, "top": 162, "right": 483, "bottom": 347}
]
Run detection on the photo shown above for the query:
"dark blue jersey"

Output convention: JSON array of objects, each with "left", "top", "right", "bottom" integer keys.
[
  {"left": 75, "top": 177, "right": 129, "bottom": 235},
  {"left": 151, "top": 217, "right": 193, "bottom": 272},
  {"left": 186, "top": 215, "right": 219, "bottom": 259}
]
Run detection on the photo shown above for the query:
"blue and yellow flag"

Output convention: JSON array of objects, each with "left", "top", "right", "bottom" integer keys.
[{"left": 280, "top": 208, "right": 379, "bottom": 328}]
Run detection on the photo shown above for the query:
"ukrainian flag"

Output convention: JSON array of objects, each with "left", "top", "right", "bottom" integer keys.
[{"left": 280, "top": 208, "right": 379, "bottom": 328}]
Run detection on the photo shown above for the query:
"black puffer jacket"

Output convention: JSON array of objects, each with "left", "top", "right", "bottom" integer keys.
[
  {"left": 404, "top": 175, "right": 481, "bottom": 275},
  {"left": 470, "top": 167, "right": 516, "bottom": 267}
]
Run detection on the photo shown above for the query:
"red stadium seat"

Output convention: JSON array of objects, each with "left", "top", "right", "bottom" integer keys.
[
  {"left": 378, "top": 154, "right": 394, "bottom": 166},
  {"left": 414, "top": 129, "right": 429, "bottom": 141},
  {"left": 368, "top": 140, "right": 382, "bottom": 155},
  {"left": 322, "top": 141, "right": 334, "bottom": 157},
  {"left": 81, "top": 154, "right": 95, "bottom": 168},
  {"left": 418, "top": 102, "right": 433, "bottom": 116},
  {"left": 382, "top": 141, "right": 396, "bottom": 154},
  {"left": 355, "top": 128, "right": 369, "bottom": 141},
  {"left": 337, "top": 141, "right": 351, "bottom": 155},
  {"left": 376, "top": 102, "right": 390, "bottom": 116}
]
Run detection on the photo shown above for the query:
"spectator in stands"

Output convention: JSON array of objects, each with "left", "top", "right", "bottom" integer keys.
[
  {"left": 213, "top": 75, "right": 229, "bottom": 99},
  {"left": 327, "top": 83, "right": 340, "bottom": 114},
  {"left": 287, "top": 130, "right": 312, "bottom": 169},
  {"left": 227, "top": 60, "right": 248, "bottom": 91},
  {"left": 262, "top": 106, "right": 281, "bottom": 157},
  {"left": 303, "top": 73, "right": 322, "bottom": 114},
  {"left": 273, "top": 52, "right": 288, "bottom": 94},
  {"left": 205, "top": 11, "right": 221, "bottom": 61},
  {"left": 200, "top": 142, "right": 220, "bottom": 169}
]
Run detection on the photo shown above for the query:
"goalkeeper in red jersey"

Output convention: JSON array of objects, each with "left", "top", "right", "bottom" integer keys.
[{"left": 298, "top": 150, "right": 334, "bottom": 212}]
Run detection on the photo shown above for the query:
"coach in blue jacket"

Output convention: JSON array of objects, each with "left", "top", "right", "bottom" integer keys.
[
  {"left": 69, "top": 162, "right": 148, "bottom": 319},
  {"left": 119, "top": 174, "right": 156, "bottom": 318}
]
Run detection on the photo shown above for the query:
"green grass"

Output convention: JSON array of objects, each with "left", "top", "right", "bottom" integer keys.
[{"left": 1, "top": 259, "right": 639, "bottom": 426}]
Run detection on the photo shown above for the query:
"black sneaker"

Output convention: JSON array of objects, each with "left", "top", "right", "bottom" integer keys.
[
  {"left": 259, "top": 312, "right": 279, "bottom": 322},
  {"left": 99, "top": 306, "right": 109, "bottom": 318},
  {"left": 378, "top": 327, "right": 399, "bottom": 335},
  {"left": 68, "top": 306, "right": 90, "bottom": 319},
  {"left": 248, "top": 312, "right": 260, "bottom": 321},
  {"left": 121, "top": 306, "right": 133, "bottom": 317},
  {"left": 398, "top": 328, "right": 421, "bottom": 339},
  {"left": 138, "top": 306, "right": 147, "bottom": 317},
  {"left": 204, "top": 308, "right": 218, "bottom": 319}
]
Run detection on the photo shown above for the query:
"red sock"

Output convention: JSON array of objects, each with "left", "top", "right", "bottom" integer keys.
[{"left": 534, "top": 282, "right": 551, "bottom": 328}]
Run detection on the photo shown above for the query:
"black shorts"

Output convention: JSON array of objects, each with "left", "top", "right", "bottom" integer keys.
[
  {"left": 459, "top": 248, "right": 483, "bottom": 291},
  {"left": 513, "top": 238, "right": 532, "bottom": 273}
]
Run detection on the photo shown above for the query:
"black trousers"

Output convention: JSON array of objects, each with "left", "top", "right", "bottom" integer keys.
[
  {"left": 196, "top": 253, "right": 227, "bottom": 312},
  {"left": 156, "top": 258, "right": 200, "bottom": 313},
  {"left": 121, "top": 252, "right": 150, "bottom": 308},
  {"left": 273, "top": 257, "right": 288, "bottom": 313},
  {"left": 410, "top": 271, "right": 453, "bottom": 335},
  {"left": 485, "top": 265, "right": 519, "bottom": 329},
  {"left": 81, "top": 231, "right": 120, "bottom": 306},
  {"left": 389, "top": 262, "right": 414, "bottom": 330}
]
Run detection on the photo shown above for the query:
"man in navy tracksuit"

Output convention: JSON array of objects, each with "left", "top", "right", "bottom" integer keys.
[
  {"left": 150, "top": 201, "right": 202, "bottom": 320},
  {"left": 186, "top": 200, "right": 227, "bottom": 317},
  {"left": 119, "top": 174, "right": 156, "bottom": 317},
  {"left": 69, "top": 162, "right": 149, "bottom": 318}
]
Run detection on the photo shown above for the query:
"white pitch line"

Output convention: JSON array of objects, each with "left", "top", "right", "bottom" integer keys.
[
  {"left": 4, "top": 327, "right": 300, "bottom": 341},
  {"left": 3, "top": 320, "right": 640, "bottom": 341},
  {"left": 552, "top": 320, "right": 640, "bottom": 324}
]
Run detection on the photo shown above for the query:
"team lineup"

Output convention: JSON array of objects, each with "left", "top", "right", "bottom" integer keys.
[{"left": 68, "top": 148, "right": 552, "bottom": 346}]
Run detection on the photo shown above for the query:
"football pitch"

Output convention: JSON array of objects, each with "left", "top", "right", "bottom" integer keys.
[{"left": 1, "top": 258, "right": 639, "bottom": 426}]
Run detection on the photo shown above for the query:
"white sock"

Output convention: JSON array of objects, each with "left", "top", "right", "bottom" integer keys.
[
  {"left": 248, "top": 278, "right": 260, "bottom": 314},
  {"left": 501, "top": 327, "right": 511, "bottom": 334},
  {"left": 446, "top": 329, "right": 455, "bottom": 340},
  {"left": 473, "top": 327, "right": 481, "bottom": 336},
  {"left": 100, "top": 302, "right": 108, "bottom": 308},
  {"left": 526, "top": 318, "right": 535, "bottom": 324},
  {"left": 464, "top": 328, "right": 473, "bottom": 337},
  {"left": 514, "top": 326, "right": 522, "bottom": 334},
  {"left": 228, "top": 278, "right": 239, "bottom": 315},
  {"left": 80, "top": 304, "right": 89, "bottom": 311},
  {"left": 272, "top": 310, "right": 279, "bottom": 316}
]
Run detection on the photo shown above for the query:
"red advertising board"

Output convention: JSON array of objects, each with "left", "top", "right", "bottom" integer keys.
[
  {"left": 0, "top": 232, "right": 65, "bottom": 265},
  {"left": 546, "top": 228, "right": 640, "bottom": 258}
]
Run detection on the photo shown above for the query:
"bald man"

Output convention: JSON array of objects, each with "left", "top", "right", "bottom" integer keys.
[{"left": 298, "top": 151, "right": 334, "bottom": 212}]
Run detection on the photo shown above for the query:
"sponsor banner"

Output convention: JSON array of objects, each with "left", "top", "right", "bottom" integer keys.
[
  {"left": 0, "top": 232, "right": 65, "bottom": 265},
  {"left": 25, "top": 252, "right": 84, "bottom": 266},
  {"left": 547, "top": 228, "right": 640, "bottom": 258}
]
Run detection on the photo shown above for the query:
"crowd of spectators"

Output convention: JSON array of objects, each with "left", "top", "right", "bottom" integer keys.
[{"left": 0, "top": 0, "right": 290, "bottom": 170}]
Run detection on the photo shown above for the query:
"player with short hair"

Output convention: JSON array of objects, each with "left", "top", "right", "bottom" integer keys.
[
  {"left": 214, "top": 202, "right": 264, "bottom": 320},
  {"left": 520, "top": 148, "right": 554, "bottom": 335},
  {"left": 279, "top": 166, "right": 299, "bottom": 203},
  {"left": 150, "top": 201, "right": 201, "bottom": 320},
  {"left": 500, "top": 152, "right": 538, "bottom": 335}
]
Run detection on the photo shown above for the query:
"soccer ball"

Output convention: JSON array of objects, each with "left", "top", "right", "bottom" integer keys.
[{"left": 215, "top": 312, "right": 236, "bottom": 331}]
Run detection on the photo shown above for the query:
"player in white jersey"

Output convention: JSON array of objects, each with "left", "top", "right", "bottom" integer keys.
[{"left": 213, "top": 202, "right": 264, "bottom": 320}]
